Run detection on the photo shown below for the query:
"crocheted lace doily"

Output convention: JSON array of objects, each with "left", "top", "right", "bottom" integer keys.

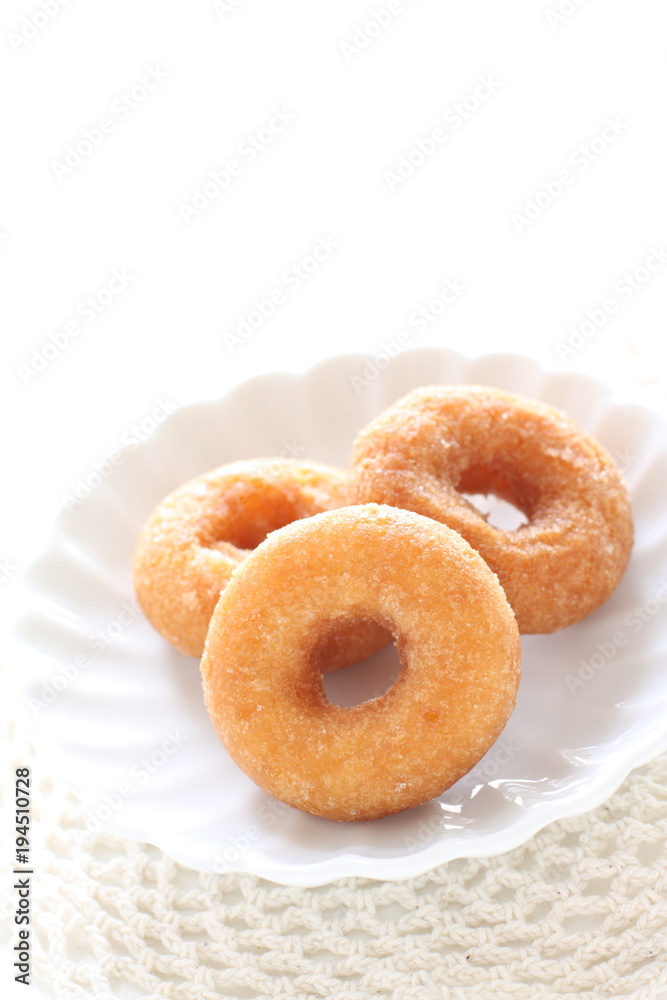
[{"left": 3, "top": 674, "right": 667, "bottom": 1000}]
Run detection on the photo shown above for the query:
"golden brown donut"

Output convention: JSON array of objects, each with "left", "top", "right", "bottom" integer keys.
[
  {"left": 133, "top": 458, "right": 389, "bottom": 662},
  {"left": 201, "top": 503, "right": 521, "bottom": 822},
  {"left": 349, "top": 385, "right": 633, "bottom": 634}
]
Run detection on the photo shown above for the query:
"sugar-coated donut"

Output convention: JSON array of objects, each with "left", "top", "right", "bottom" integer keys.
[
  {"left": 133, "top": 458, "right": 389, "bottom": 662},
  {"left": 201, "top": 503, "right": 521, "bottom": 822},
  {"left": 349, "top": 385, "right": 634, "bottom": 634}
]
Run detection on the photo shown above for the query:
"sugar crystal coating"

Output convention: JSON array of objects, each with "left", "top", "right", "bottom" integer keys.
[
  {"left": 133, "top": 458, "right": 389, "bottom": 662},
  {"left": 201, "top": 503, "right": 522, "bottom": 822},
  {"left": 349, "top": 386, "right": 634, "bottom": 633}
]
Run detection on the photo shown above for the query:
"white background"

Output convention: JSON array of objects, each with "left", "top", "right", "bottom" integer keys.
[
  {"left": 1, "top": 0, "right": 666, "bottom": 597},
  {"left": 1, "top": 2, "right": 666, "bottom": 995}
]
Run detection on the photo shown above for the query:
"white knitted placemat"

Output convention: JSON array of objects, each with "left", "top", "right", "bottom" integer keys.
[{"left": 4, "top": 700, "right": 667, "bottom": 1000}]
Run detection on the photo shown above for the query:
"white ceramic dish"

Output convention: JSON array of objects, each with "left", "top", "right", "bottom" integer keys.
[{"left": 11, "top": 349, "right": 667, "bottom": 886}]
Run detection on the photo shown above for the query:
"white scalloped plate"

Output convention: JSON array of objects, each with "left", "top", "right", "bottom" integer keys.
[{"left": 10, "top": 349, "right": 667, "bottom": 885}]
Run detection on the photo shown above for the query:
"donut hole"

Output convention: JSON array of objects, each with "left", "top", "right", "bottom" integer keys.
[
  {"left": 316, "top": 621, "right": 400, "bottom": 707},
  {"left": 200, "top": 484, "right": 311, "bottom": 552},
  {"left": 462, "top": 493, "right": 529, "bottom": 531},
  {"left": 457, "top": 464, "right": 530, "bottom": 530}
]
